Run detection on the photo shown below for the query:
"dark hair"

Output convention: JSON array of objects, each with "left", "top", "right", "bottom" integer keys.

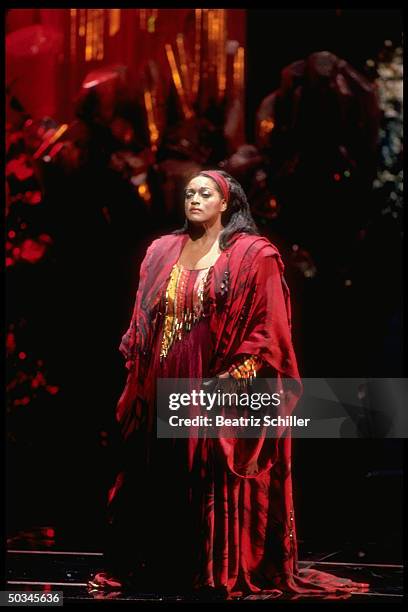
[{"left": 172, "top": 169, "right": 259, "bottom": 250}]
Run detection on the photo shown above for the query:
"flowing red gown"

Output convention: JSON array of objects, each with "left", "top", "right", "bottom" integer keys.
[{"left": 103, "top": 234, "right": 369, "bottom": 598}]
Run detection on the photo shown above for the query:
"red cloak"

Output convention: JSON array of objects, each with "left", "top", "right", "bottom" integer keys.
[
  {"left": 116, "top": 232, "right": 301, "bottom": 474},
  {"left": 109, "top": 231, "right": 368, "bottom": 597}
]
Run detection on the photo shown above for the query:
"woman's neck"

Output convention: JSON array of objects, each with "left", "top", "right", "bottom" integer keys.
[{"left": 188, "top": 222, "right": 223, "bottom": 247}]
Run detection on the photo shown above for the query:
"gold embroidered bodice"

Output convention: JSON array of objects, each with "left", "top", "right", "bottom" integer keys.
[
  {"left": 159, "top": 261, "right": 264, "bottom": 381},
  {"left": 159, "top": 262, "right": 212, "bottom": 361}
]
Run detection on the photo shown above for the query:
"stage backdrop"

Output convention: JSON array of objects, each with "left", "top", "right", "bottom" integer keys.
[{"left": 6, "top": 8, "right": 246, "bottom": 126}]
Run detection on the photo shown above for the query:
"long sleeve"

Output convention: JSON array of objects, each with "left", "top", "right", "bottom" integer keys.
[{"left": 119, "top": 240, "right": 156, "bottom": 370}]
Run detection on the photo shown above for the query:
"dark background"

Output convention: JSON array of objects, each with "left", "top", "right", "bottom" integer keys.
[
  {"left": 246, "top": 9, "right": 403, "bottom": 140},
  {"left": 245, "top": 9, "right": 403, "bottom": 561}
]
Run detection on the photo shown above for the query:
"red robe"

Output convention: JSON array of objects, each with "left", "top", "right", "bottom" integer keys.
[{"left": 107, "top": 232, "right": 367, "bottom": 597}]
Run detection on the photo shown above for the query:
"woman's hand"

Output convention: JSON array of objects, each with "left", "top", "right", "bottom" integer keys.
[{"left": 217, "top": 371, "right": 231, "bottom": 378}]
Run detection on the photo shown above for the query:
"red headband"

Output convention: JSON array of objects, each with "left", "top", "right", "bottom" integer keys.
[{"left": 199, "top": 170, "right": 229, "bottom": 202}]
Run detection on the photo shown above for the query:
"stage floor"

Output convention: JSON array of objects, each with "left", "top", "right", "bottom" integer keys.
[{"left": 6, "top": 544, "right": 403, "bottom": 603}]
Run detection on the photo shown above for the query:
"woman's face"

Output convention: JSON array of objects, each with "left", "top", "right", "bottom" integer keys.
[{"left": 184, "top": 175, "right": 227, "bottom": 225}]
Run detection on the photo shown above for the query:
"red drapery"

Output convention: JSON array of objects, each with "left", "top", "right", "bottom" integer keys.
[{"left": 6, "top": 8, "right": 246, "bottom": 126}]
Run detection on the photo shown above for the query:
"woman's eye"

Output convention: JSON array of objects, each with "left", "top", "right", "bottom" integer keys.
[{"left": 185, "top": 191, "right": 211, "bottom": 198}]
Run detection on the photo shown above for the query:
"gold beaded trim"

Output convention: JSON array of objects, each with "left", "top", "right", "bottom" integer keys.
[
  {"left": 289, "top": 508, "right": 295, "bottom": 557},
  {"left": 228, "top": 354, "right": 262, "bottom": 380},
  {"left": 159, "top": 263, "right": 212, "bottom": 361}
]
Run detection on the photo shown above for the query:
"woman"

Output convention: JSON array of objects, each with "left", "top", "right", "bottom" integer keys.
[{"left": 89, "top": 170, "right": 369, "bottom": 598}]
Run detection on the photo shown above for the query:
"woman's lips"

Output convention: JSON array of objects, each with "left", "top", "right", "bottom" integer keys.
[{"left": 190, "top": 208, "right": 202, "bottom": 213}]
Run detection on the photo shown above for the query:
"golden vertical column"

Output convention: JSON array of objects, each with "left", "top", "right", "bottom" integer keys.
[
  {"left": 192, "top": 9, "right": 202, "bottom": 98},
  {"left": 109, "top": 8, "right": 121, "bottom": 37},
  {"left": 144, "top": 89, "right": 160, "bottom": 152},
  {"left": 233, "top": 46, "right": 245, "bottom": 100},
  {"left": 85, "top": 9, "right": 93, "bottom": 61},
  {"left": 94, "top": 9, "right": 104, "bottom": 61},
  {"left": 176, "top": 34, "right": 191, "bottom": 102},
  {"left": 70, "top": 8, "right": 77, "bottom": 62},
  {"left": 165, "top": 44, "right": 193, "bottom": 119},
  {"left": 79, "top": 8, "right": 86, "bottom": 37},
  {"left": 218, "top": 10, "right": 227, "bottom": 100}
]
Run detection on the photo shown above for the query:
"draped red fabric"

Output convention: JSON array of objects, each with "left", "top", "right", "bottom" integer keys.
[
  {"left": 117, "top": 233, "right": 300, "bottom": 435},
  {"left": 107, "top": 231, "right": 369, "bottom": 597}
]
